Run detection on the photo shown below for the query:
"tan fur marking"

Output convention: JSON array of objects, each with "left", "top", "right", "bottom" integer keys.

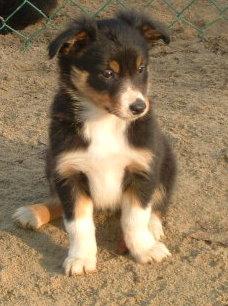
[
  {"left": 71, "top": 67, "right": 113, "bottom": 109},
  {"left": 127, "top": 149, "right": 153, "bottom": 173},
  {"left": 124, "top": 184, "right": 165, "bottom": 211},
  {"left": 142, "top": 26, "right": 162, "bottom": 41},
  {"left": 61, "top": 31, "right": 88, "bottom": 55},
  {"left": 56, "top": 150, "right": 90, "bottom": 179},
  {"left": 136, "top": 56, "right": 143, "bottom": 69},
  {"left": 71, "top": 67, "right": 89, "bottom": 90},
  {"left": 75, "top": 194, "right": 93, "bottom": 219},
  {"left": 29, "top": 201, "right": 63, "bottom": 224},
  {"left": 152, "top": 185, "right": 166, "bottom": 207},
  {"left": 127, "top": 162, "right": 148, "bottom": 174},
  {"left": 75, "top": 31, "right": 87, "bottom": 41},
  {"left": 124, "top": 188, "right": 141, "bottom": 208},
  {"left": 109, "top": 60, "right": 120, "bottom": 73},
  {"left": 56, "top": 154, "right": 78, "bottom": 178},
  {"left": 13, "top": 201, "right": 63, "bottom": 229},
  {"left": 154, "top": 210, "right": 162, "bottom": 219},
  {"left": 85, "top": 88, "right": 112, "bottom": 109}
]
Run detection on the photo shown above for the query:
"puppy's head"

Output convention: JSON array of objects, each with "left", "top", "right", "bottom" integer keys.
[{"left": 49, "top": 10, "right": 170, "bottom": 121}]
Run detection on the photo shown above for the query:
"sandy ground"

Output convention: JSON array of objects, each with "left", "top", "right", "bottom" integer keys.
[{"left": 0, "top": 2, "right": 228, "bottom": 305}]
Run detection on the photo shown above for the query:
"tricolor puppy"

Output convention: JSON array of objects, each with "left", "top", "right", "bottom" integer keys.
[{"left": 13, "top": 10, "right": 176, "bottom": 276}]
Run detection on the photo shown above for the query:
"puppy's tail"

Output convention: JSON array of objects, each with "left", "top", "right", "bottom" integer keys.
[{"left": 13, "top": 200, "right": 63, "bottom": 230}]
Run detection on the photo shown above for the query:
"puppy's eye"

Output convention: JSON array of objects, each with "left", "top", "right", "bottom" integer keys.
[
  {"left": 102, "top": 69, "right": 114, "bottom": 79},
  {"left": 138, "top": 65, "right": 146, "bottom": 73}
]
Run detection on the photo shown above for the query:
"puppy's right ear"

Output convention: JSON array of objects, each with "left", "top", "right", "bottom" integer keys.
[
  {"left": 117, "top": 10, "right": 170, "bottom": 46},
  {"left": 49, "top": 17, "right": 97, "bottom": 59}
]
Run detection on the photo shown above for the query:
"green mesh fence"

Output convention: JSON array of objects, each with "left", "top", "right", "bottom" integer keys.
[{"left": 0, "top": 0, "right": 227, "bottom": 49}]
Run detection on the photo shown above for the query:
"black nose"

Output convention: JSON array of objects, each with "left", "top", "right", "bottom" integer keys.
[{"left": 129, "top": 99, "right": 146, "bottom": 115}]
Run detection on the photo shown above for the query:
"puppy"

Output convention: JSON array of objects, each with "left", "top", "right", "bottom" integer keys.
[{"left": 13, "top": 10, "right": 176, "bottom": 276}]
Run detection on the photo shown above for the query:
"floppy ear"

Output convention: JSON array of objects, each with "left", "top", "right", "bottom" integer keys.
[
  {"left": 116, "top": 10, "right": 170, "bottom": 45},
  {"left": 48, "top": 17, "right": 97, "bottom": 59}
]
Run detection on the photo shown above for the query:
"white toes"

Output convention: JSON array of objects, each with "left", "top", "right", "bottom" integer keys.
[
  {"left": 136, "top": 242, "right": 171, "bottom": 264},
  {"left": 147, "top": 242, "right": 171, "bottom": 262},
  {"left": 12, "top": 207, "right": 41, "bottom": 230},
  {"left": 64, "top": 257, "right": 84, "bottom": 276},
  {"left": 63, "top": 256, "right": 97, "bottom": 276},
  {"left": 125, "top": 229, "right": 171, "bottom": 264}
]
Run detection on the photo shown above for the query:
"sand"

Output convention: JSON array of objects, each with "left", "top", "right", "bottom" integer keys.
[{"left": 0, "top": 2, "right": 227, "bottom": 305}]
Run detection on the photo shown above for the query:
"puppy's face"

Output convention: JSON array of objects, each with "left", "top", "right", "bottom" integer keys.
[
  {"left": 49, "top": 11, "right": 170, "bottom": 121},
  {"left": 70, "top": 25, "right": 149, "bottom": 120}
]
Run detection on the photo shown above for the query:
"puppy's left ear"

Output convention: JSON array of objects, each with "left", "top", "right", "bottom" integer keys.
[
  {"left": 116, "top": 10, "right": 170, "bottom": 45},
  {"left": 48, "top": 16, "right": 97, "bottom": 59}
]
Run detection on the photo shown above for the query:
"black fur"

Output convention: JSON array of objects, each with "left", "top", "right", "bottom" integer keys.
[
  {"left": 0, "top": 0, "right": 57, "bottom": 34},
  {"left": 45, "top": 90, "right": 90, "bottom": 215},
  {"left": 125, "top": 114, "right": 176, "bottom": 212},
  {"left": 47, "top": 10, "right": 176, "bottom": 221},
  {"left": 116, "top": 10, "right": 170, "bottom": 44}
]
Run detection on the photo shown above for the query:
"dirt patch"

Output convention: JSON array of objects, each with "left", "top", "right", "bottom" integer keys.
[{"left": 0, "top": 3, "right": 227, "bottom": 305}]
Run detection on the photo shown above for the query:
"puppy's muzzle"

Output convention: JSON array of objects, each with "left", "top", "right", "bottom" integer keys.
[{"left": 129, "top": 99, "right": 146, "bottom": 115}]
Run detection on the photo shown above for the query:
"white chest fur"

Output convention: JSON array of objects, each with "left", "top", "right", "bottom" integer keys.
[
  {"left": 57, "top": 114, "right": 151, "bottom": 209},
  {"left": 83, "top": 114, "right": 129, "bottom": 208}
]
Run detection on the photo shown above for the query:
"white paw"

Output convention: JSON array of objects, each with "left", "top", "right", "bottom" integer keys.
[
  {"left": 13, "top": 207, "right": 41, "bottom": 230},
  {"left": 134, "top": 242, "right": 171, "bottom": 264},
  {"left": 149, "top": 215, "right": 165, "bottom": 241},
  {"left": 63, "top": 256, "right": 97, "bottom": 276}
]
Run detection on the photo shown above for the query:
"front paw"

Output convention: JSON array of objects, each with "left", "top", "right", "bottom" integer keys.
[
  {"left": 133, "top": 241, "right": 171, "bottom": 264},
  {"left": 63, "top": 255, "right": 97, "bottom": 276}
]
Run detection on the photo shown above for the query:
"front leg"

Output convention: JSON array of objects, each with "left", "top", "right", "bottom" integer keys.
[
  {"left": 121, "top": 188, "right": 171, "bottom": 264},
  {"left": 55, "top": 176, "right": 97, "bottom": 275}
]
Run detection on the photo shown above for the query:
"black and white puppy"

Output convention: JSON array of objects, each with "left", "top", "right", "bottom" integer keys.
[{"left": 13, "top": 10, "right": 176, "bottom": 276}]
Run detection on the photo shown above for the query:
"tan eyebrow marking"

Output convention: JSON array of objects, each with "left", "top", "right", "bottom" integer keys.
[{"left": 109, "top": 60, "right": 120, "bottom": 74}]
